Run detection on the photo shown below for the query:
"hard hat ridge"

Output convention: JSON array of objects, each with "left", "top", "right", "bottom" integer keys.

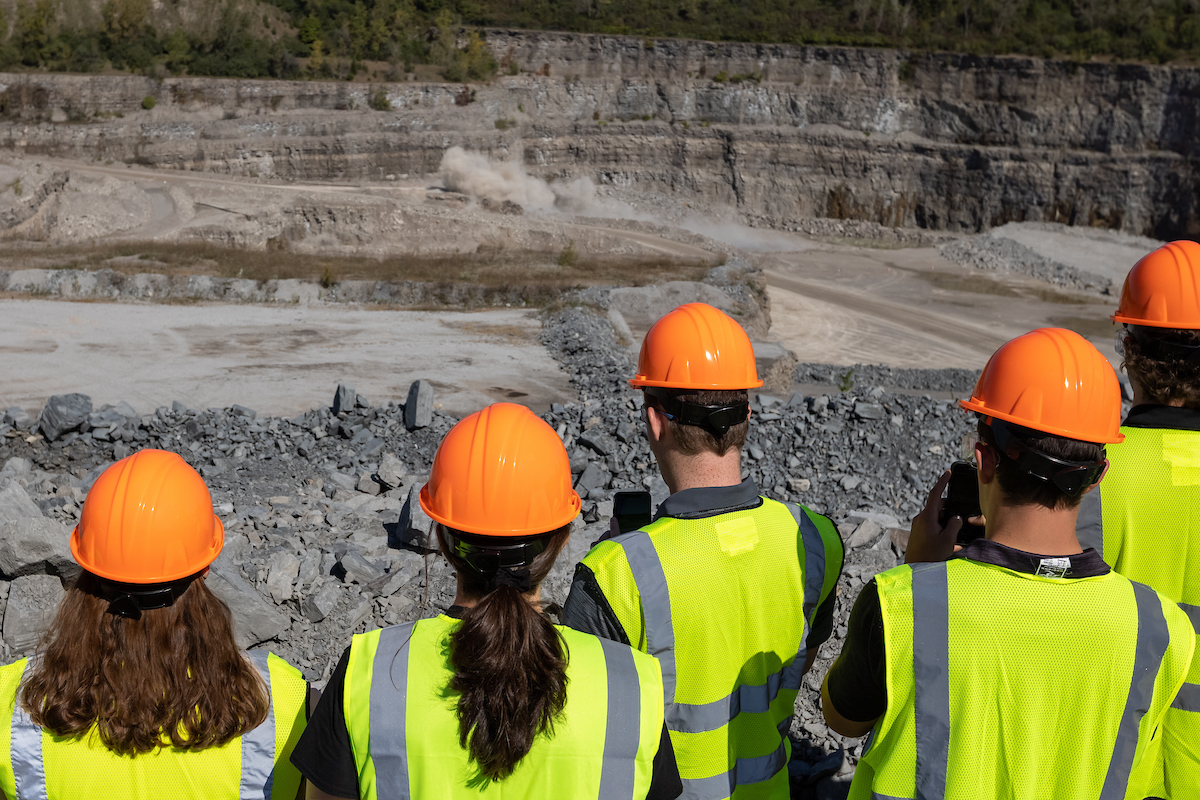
[{"left": 630, "top": 302, "right": 763, "bottom": 390}]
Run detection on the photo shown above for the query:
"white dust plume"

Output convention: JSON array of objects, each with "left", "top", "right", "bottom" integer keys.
[{"left": 439, "top": 147, "right": 596, "bottom": 213}]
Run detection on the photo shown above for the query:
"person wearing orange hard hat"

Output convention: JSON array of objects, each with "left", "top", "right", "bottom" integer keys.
[
  {"left": 822, "top": 328, "right": 1195, "bottom": 800},
  {"left": 0, "top": 448, "right": 309, "bottom": 800},
  {"left": 291, "top": 403, "right": 681, "bottom": 800},
  {"left": 1074, "top": 240, "right": 1200, "bottom": 798},
  {"left": 562, "top": 303, "right": 844, "bottom": 800}
]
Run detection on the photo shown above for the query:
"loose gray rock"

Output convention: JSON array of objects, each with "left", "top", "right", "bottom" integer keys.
[
  {"left": 0, "top": 518, "right": 77, "bottom": 580},
  {"left": 333, "top": 384, "right": 355, "bottom": 415},
  {"left": 37, "top": 394, "right": 93, "bottom": 441},
  {"left": 357, "top": 472, "right": 382, "bottom": 496},
  {"left": 377, "top": 453, "right": 407, "bottom": 490},
  {"left": 846, "top": 519, "right": 883, "bottom": 549},
  {"left": 3, "top": 574, "right": 64, "bottom": 652},
  {"left": 265, "top": 550, "right": 301, "bottom": 603},
  {"left": 340, "top": 551, "right": 384, "bottom": 585},
  {"left": 853, "top": 402, "right": 886, "bottom": 421},
  {"left": 206, "top": 554, "right": 289, "bottom": 649},
  {"left": 3, "top": 408, "right": 31, "bottom": 431},
  {"left": 405, "top": 380, "right": 433, "bottom": 430},
  {"left": 575, "top": 462, "right": 609, "bottom": 497},
  {"left": 305, "top": 583, "right": 341, "bottom": 622},
  {"left": 0, "top": 483, "right": 43, "bottom": 526},
  {"left": 392, "top": 481, "right": 435, "bottom": 551}
]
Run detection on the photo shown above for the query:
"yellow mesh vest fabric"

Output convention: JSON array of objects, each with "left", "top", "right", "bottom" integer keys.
[
  {"left": 582, "top": 499, "right": 838, "bottom": 800},
  {"left": 1102, "top": 425, "right": 1200, "bottom": 798},
  {"left": 0, "top": 651, "right": 307, "bottom": 800},
  {"left": 343, "top": 616, "right": 663, "bottom": 800},
  {"left": 850, "top": 559, "right": 1195, "bottom": 800}
]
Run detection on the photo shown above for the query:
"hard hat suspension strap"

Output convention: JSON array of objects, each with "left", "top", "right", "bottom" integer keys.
[
  {"left": 95, "top": 573, "right": 201, "bottom": 620},
  {"left": 1127, "top": 324, "right": 1200, "bottom": 365},
  {"left": 643, "top": 387, "right": 749, "bottom": 437},
  {"left": 444, "top": 528, "right": 552, "bottom": 593},
  {"left": 988, "top": 417, "right": 1106, "bottom": 495}
]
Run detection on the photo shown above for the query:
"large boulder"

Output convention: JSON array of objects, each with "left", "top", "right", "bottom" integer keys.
[
  {"left": 404, "top": 380, "right": 433, "bottom": 430},
  {"left": 0, "top": 483, "right": 42, "bottom": 525},
  {"left": 3, "top": 574, "right": 64, "bottom": 652},
  {"left": 206, "top": 551, "right": 289, "bottom": 649},
  {"left": 38, "top": 394, "right": 93, "bottom": 441},
  {"left": 0, "top": 518, "right": 77, "bottom": 580}
]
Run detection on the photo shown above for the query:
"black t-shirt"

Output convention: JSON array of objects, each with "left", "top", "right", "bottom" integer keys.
[
  {"left": 290, "top": 608, "right": 683, "bottom": 800},
  {"left": 824, "top": 539, "right": 1111, "bottom": 723}
]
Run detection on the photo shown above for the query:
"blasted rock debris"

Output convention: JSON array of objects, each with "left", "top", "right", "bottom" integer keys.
[{"left": 0, "top": 307, "right": 974, "bottom": 798}]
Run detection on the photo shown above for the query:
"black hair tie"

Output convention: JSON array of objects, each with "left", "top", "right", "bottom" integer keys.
[{"left": 486, "top": 567, "right": 532, "bottom": 594}]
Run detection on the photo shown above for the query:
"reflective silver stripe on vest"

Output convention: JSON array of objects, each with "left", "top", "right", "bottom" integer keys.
[
  {"left": 872, "top": 794, "right": 912, "bottom": 800},
  {"left": 597, "top": 638, "right": 642, "bottom": 800},
  {"left": 241, "top": 650, "right": 277, "bottom": 800},
  {"left": 1179, "top": 602, "right": 1200, "bottom": 633},
  {"left": 679, "top": 739, "right": 788, "bottom": 800},
  {"left": 619, "top": 532, "right": 677, "bottom": 706},
  {"left": 1075, "top": 486, "right": 1104, "bottom": 559},
  {"left": 370, "top": 623, "right": 416, "bottom": 800},
  {"left": 911, "top": 563, "right": 950, "bottom": 800},
  {"left": 1099, "top": 581, "right": 1171, "bottom": 800},
  {"left": 10, "top": 661, "right": 48, "bottom": 800},
  {"left": 1173, "top": 682, "right": 1200, "bottom": 713}
]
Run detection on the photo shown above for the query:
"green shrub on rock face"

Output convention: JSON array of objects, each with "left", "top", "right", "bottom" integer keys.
[{"left": 141, "top": 95, "right": 155, "bottom": 110}]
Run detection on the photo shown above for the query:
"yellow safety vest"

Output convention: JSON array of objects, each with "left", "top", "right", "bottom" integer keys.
[
  {"left": 579, "top": 498, "right": 843, "bottom": 800},
  {"left": 1078, "top": 422, "right": 1200, "bottom": 798},
  {"left": 0, "top": 650, "right": 307, "bottom": 800},
  {"left": 342, "top": 615, "right": 665, "bottom": 800},
  {"left": 850, "top": 558, "right": 1195, "bottom": 800}
]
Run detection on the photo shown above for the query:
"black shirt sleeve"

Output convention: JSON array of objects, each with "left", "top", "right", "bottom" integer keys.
[
  {"left": 805, "top": 588, "right": 838, "bottom": 651},
  {"left": 290, "top": 647, "right": 359, "bottom": 799},
  {"left": 647, "top": 722, "right": 683, "bottom": 800},
  {"left": 824, "top": 579, "right": 887, "bottom": 724},
  {"left": 562, "top": 562, "right": 632, "bottom": 645}
]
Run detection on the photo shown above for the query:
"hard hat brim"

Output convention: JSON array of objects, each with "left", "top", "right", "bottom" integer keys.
[
  {"left": 419, "top": 483, "right": 582, "bottom": 538},
  {"left": 1110, "top": 313, "right": 1200, "bottom": 330},
  {"left": 70, "top": 514, "right": 225, "bottom": 583},
  {"left": 959, "top": 399, "right": 1125, "bottom": 444},
  {"left": 628, "top": 377, "right": 765, "bottom": 390}
]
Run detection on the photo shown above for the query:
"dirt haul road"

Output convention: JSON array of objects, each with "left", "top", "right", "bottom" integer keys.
[{"left": 0, "top": 299, "right": 572, "bottom": 417}]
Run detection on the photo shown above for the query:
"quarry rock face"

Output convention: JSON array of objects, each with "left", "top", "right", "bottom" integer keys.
[{"left": 0, "top": 34, "right": 1196, "bottom": 237}]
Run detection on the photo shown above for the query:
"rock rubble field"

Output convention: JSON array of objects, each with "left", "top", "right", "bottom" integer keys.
[{"left": 0, "top": 300, "right": 980, "bottom": 797}]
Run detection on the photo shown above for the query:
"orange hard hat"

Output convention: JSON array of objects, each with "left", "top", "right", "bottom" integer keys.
[
  {"left": 1113, "top": 240, "right": 1200, "bottom": 329},
  {"left": 630, "top": 303, "right": 763, "bottom": 390},
  {"left": 419, "top": 403, "right": 581, "bottom": 537},
  {"left": 959, "top": 328, "right": 1124, "bottom": 444},
  {"left": 71, "top": 449, "right": 225, "bottom": 583}
]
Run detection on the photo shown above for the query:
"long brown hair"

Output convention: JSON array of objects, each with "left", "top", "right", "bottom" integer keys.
[
  {"left": 21, "top": 571, "right": 269, "bottom": 756},
  {"left": 438, "top": 525, "right": 571, "bottom": 782}
]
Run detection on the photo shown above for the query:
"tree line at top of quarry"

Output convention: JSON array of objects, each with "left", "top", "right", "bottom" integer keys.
[{"left": 1, "top": 0, "right": 1199, "bottom": 84}]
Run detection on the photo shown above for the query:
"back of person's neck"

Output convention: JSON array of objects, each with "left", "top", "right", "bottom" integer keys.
[
  {"left": 1131, "top": 379, "right": 1186, "bottom": 408},
  {"left": 984, "top": 501, "right": 1084, "bottom": 556},
  {"left": 660, "top": 451, "right": 744, "bottom": 494}
]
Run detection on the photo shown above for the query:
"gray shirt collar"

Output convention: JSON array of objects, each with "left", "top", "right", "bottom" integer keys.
[{"left": 654, "top": 477, "right": 763, "bottom": 520}]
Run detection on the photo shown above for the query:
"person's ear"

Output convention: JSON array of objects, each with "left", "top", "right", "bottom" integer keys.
[
  {"left": 645, "top": 403, "right": 668, "bottom": 443},
  {"left": 975, "top": 440, "right": 997, "bottom": 484},
  {"left": 1083, "top": 460, "right": 1110, "bottom": 493}
]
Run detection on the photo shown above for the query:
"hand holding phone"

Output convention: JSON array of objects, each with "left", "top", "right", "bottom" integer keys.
[{"left": 940, "top": 461, "right": 985, "bottom": 545}]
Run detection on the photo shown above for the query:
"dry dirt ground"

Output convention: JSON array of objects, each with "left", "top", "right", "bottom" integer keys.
[{"left": 0, "top": 300, "right": 570, "bottom": 417}]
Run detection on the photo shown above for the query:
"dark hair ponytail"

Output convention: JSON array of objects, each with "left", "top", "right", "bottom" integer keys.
[{"left": 438, "top": 526, "right": 571, "bottom": 782}]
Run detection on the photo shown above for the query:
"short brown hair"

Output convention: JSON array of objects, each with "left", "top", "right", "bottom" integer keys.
[
  {"left": 978, "top": 419, "right": 1104, "bottom": 510},
  {"left": 1122, "top": 327, "right": 1200, "bottom": 409},
  {"left": 21, "top": 572, "right": 269, "bottom": 756},
  {"left": 646, "top": 389, "right": 749, "bottom": 457}
]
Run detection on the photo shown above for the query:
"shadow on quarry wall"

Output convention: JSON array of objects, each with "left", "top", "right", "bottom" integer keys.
[{"left": 0, "top": 31, "right": 1198, "bottom": 238}]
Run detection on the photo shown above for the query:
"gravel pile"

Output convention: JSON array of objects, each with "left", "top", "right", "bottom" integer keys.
[
  {"left": 0, "top": 302, "right": 978, "bottom": 798},
  {"left": 796, "top": 362, "right": 981, "bottom": 395},
  {"left": 941, "top": 233, "right": 1113, "bottom": 294}
]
